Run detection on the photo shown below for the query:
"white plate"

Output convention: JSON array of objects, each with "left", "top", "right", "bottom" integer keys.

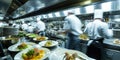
[
  {"left": 8, "top": 42, "right": 36, "bottom": 52},
  {"left": 14, "top": 47, "right": 50, "bottom": 60},
  {"left": 33, "top": 37, "right": 48, "bottom": 41},
  {"left": 39, "top": 40, "right": 58, "bottom": 47},
  {"left": 49, "top": 49, "right": 94, "bottom": 60}
]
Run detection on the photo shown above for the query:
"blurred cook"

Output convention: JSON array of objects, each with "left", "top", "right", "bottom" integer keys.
[
  {"left": 27, "top": 23, "right": 34, "bottom": 33},
  {"left": 84, "top": 18, "right": 113, "bottom": 39},
  {"left": 84, "top": 9, "right": 113, "bottom": 60},
  {"left": 0, "top": 21, "right": 4, "bottom": 27},
  {"left": 63, "top": 10, "right": 83, "bottom": 51},
  {"left": 84, "top": 9, "right": 113, "bottom": 40},
  {"left": 21, "top": 21, "right": 28, "bottom": 32},
  {"left": 35, "top": 18, "right": 46, "bottom": 36}
]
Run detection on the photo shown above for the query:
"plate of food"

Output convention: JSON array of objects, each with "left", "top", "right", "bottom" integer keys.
[
  {"left": 49, "top": 49, "right": 94, "bottom": 60},
  {"left": 8, "top": 42, "right": 36, "bottom": 52},
  {"left": 39, "top": 40, "right": 58, "bottom": 47},
  {"left": 14, "top": 47, "right": 50, "bottom": 60},
  {"left": 27, "top": 33, "right": 39, "bottom": 38},
  {"left": 33, "top": 36, "right": 48, "bottom": 41},
  {"left": 79, "top": 34, "right": 89, "bottom": 41},
  {"left": 113, "top": 39, "right": 120, "bottom": 44}
]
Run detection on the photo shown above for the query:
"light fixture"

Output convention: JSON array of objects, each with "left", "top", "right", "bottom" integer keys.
[
  {"left": 55, "top": 12, "right": 60, "bottom": 17},
  {"left": 101, "top": 2, "right": 112, "bottom": 12},
  {"left": 85, "top": 5, "right": 94, "bottom": 13},
  {"left": 74, "top": 8, "right": 81, "bottom": 15},
  {"left": 48, "top": 13, "right": 53, "bottom": 18},
  {"left": 43, "top": 15, "right": 47, "bottom": 18}
]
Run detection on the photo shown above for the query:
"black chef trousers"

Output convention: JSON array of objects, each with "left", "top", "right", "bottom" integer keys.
[
  {"left": 0, "top": 41, "right": 5, "bottom": 57},
  {"left": 38, "top": 31, "right": 45, "bottom": 36},
  {"left": 87, "top": 38, "right": 104, "bottom": 60}
]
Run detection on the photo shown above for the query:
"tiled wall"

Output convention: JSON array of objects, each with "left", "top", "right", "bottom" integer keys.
[{"left": 113, "top": 31, "right": 120, "bottom": 38}]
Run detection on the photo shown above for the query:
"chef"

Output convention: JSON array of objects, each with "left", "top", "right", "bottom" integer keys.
[
  {"left": 62, "top": 10, "right": 83, "bottom": 51},
  {"left": 27, "top": 23, "right": 34, "bottom": 33},
  {"left": 0, "top": 21, "right": 4, "bottom": 27},
  {"left": 21, "top": 21, "right": 28, "bottom": 32},
  {"left": 35, "top": 18, "right": 46, "bottom": 36},
  {"left": 84, "top": 9, "right": 113, "bottom": 60}
]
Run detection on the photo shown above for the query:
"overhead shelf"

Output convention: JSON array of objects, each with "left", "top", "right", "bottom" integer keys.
[
  {"left": 5, "top": 0, "right": 28, "bottom": 16},
  {"left": 4, "top": 0, "right": 118, "bottom": 20},
  {"left": 10, "top": 0, "right": 101, "bottom": 20}
]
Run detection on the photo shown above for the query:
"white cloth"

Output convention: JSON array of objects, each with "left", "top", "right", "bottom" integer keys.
[
  {"left": 94, "top": 9, "right": 103, "bottom": 19},
  {"left": 0, "top": 22, "right": 3, "bottom": 27},
  {"left": 21, "top": 23, "right": 28, "bottom": 31},
  {"left": 36, "top": 20, "right": 46, "bottom": 32},
  {"left": 63, "top": 15, "right": 83, "bottom": 35},
  {"left": 84, "top": 19, "right": 113, "bottom": 39},
  {"left": 27, "top": 26, "right": 34, "bottom": 33},
  {"left": 15, "top": 24, "right": 20, "bottom": 29}
]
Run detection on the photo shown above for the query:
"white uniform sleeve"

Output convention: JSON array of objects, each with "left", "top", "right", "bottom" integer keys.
[
  {"left": 102, "top": 23, "right": 113, "bottom": 38},
  {"left": 63, "top": 21, "right": 70, "bottom": 30}
]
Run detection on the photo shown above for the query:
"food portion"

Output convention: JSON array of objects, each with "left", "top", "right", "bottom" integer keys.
[
  {"left": 22, "top": 48, "right": 45, "bottom": 60},
  {"left": 79, "top": 34, "right": 89, "bottom": 41},
  {"left": 44, "top": 41, "right": 52, "bottom": 47},
  {"left": 18, "top": 31, "right": 26, "bottom": 37},
  {"left": 39, "top": 40, "right": 58, "bottom": 48},
  {"left": 5, "top": 36, "right": 19, "bottom": 44},
  {"left": 5, "top": 37, "right": 19, "bottom": 40},
  {"left": 64, "top": 52, "right": 85, "bottom": 60},
  {"left": 113, "top": 39, "right": 120, "bottom": 44},
  {"left": 17, "top": 42, "right": 28, "bottom": 50},
  {"left": 35, "top": 36, "right": 47, "bottom": 41},
  {"left": 26, "top": 33, "right": 38, "bottom": 38}
]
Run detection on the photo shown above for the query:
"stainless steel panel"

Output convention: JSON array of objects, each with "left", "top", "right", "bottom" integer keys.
[
  {"left": 0, "top": 0, "right": 11, "bottom": 13},
  {"left": 3, "top": 27, "right": 19, "bottom": 36},
  {"left": 0, "top": 0, "right": 12, "bottom": 20},
  {"left": 104, "top": 49, "right": 120, "bottom": 60},
  {"left": 12, "top": 0, "right": 65, "bottom": 18}
]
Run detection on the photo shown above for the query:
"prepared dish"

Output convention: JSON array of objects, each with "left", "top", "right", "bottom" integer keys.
[
  {"left": 63, "top": 52, "right": 86, "bottom": 60},
  {"left": 36, "top": 36, "right": 47, "bottom": 41},
  {"left": 113, "top": 39, "right": 120, "bottom": 44},
  {"left": 44, "top": 41, "right": 52, "bottom": 47},
  {"left": 79, "top": 34, "right": 89, "bottom": 41},
  {"left": 39, "top": 40, "right": 58, "bottom": 47},
  {"left": 17, "top": 42, "right": 28, "bottom": 50},
  {"left": 22, "top": 48, "right": 45, "bottom": 60}
]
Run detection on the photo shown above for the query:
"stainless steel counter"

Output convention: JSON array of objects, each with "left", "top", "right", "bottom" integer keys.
[
  {"left": 103, "top": 38, "right": 120, "bottom": 50},
  {"left": 103, "top": 39, "right": 120, "bottom": 60},
  {"left": 49, "top": 46, "right": 95, "bottom": 60}
]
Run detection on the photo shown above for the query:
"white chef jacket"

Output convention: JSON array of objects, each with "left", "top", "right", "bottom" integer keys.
[
  {"left": 27, "top": 25, "right": 34, "bottom": 33},
  {"left": 36, "top": 20, "right": 46, "bottom": 32},
  {"left": 84, "top": 19, "right": 113, "bottom": 39},
  {"left": 0, "top": 22, "right": 3, "bottom": 27},
  {"left": 63, "top": 15, "right": 83, "bottom": 35},
  {"left": 21, "top": 23, "right": 28, "bottom": 31}
]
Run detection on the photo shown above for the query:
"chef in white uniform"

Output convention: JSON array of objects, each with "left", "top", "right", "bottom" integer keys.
[
  {"left": 21, "top": 21, "right": 28, "bottom": 32},
  {"left": 63, "top": 10, "right": 83, "bottom": 51},
  {"left": 84, "top": 9, "right": 113, "bottom": 60},
  {"left": 0, "top": 21, "right": 3, "bottom": 27},
  {"left": 36, "top": 18, "right": 46, "bottom": 36},
  {"left": 27, "top": 23, "right": 34, "bottom": 33},
  {"left": 84, "top": 10, "right": 113, "bottom": 40}
]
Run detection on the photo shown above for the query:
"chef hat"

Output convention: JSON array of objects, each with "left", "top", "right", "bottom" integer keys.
[
  {"left": 22, "top": 21, "right": 24, "bottom": 23},
  {"left": 94, "top": 9, "right": 103, "bottom": 19},
  {"left": 28, "top": 23, "right": 31, "bottom": 26},
  {"left": 36, "top": 17, "right": 41, "bottom": 21},
  {"left": 67, "top": 9, "right": 74, "bottom": 14}
]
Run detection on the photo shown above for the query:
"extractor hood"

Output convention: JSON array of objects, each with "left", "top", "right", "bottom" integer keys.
[
  {"left": 5, "top": 0, "right": 116, "bottom": 20},
  {"left": 10, "top": 0, "right": 100, "bottom": 20}
]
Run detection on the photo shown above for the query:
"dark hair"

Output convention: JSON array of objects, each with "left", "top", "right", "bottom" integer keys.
[
  {"left": 94, "top": 18, "right": 105, "bottom": 22},
  {"left": 68, "top": 12, "right": 74, "bottom": 14}
]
